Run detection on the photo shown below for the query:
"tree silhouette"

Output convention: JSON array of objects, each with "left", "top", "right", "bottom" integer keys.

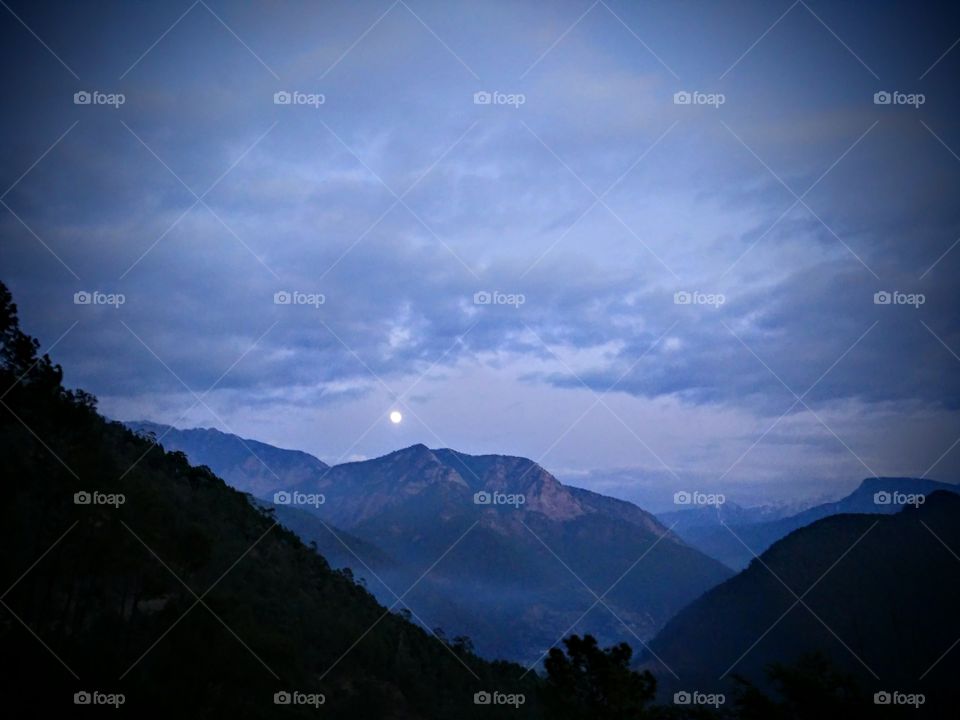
[
  {"left": 543, "top": 634, "right": 656, "bottom": 719},
  {"left": 732, "top": 653, "right": 873, "bottom": 720},
  {"left": 0, "top": 283, "right": 62, "bottom": 391}
]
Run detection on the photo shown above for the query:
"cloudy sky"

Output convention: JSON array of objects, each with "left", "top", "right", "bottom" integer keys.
[{"left": 2, "top": 0, "right": 958, "bottom": 510}]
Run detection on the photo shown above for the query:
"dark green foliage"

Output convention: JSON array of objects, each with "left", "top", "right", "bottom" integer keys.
[
  {"left": 732, "top": 653, "right": 866, "bottom": 718},
  {"left": 731, "top": 653, "right": 928, "bottom": 720},
  {"left": 542, "top": 634, "right": 656, "bottom": 719},
  {"left": 0, "top": 282, "right": 538, "bottom": 718}
]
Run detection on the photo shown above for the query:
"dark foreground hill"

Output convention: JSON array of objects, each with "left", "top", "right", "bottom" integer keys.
[
  {"left": 0, "top": 286, "right": 537, "bottom": 717},
  {"left": 663, "top": 477, "right": 960, "bottom": 569},
  {"left": 646, "top": 492, "right": 960, "bottom": 716}
]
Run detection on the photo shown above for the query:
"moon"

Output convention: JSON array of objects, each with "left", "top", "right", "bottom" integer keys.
[{"left": 389, "top": 410, "right": 403, "bottom": 424}]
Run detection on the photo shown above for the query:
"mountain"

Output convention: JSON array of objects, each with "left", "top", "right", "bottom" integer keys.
[
  {"left": 0, "top": 283, "right": 539, "bottom": 718},
  {"left": 127, "top": 427, "right": 734, "bottom": 665},
  {"left": 124, "top": 422, "right": 387, "bottom": 572},
  {"left": 321, "top": 446, "right": 733, "bottom": 663},
  {"left": 657, "top": 498, "right": 816, "bottom": 536},
  {"left": 254, "top": 499, "right": 395, "bottom": 572},
  {"left": 646, "top": 492, "right": 960, "bottom": 716},
  {"left": 663, "top": 477, "right": 960, "bottom": 569},
  {"left": 127, "top": 420, "right": 330, "bottom": 498}
]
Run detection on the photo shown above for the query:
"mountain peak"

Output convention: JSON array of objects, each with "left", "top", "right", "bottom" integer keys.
[
  {"left": 397, "top": 442, "right": 432, "bottom": 455},
  {"left": 376, "top": 443, "right": 446, "bottom": 468}
]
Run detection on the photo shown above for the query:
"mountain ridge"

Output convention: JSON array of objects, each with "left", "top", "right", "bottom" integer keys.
[
  {"left": 660, "top": 475, "right": 960, "bottom": 569},
  {"left": 125, "top": 420, "right": 731, "bottom": 664},
  {"left": 645, "top": 491, "right": 960, "bottom": 715}
]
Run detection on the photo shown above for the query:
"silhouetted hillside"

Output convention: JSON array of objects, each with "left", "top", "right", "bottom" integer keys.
[
  {"left": 0, "top": 283, "right": 538, "bottom": 718},
  {"left": 647, "top": 492, "right": 960, "bottom": 717},
  {"left": 666, "top": 477, "right": 959, "bottom": 569}
]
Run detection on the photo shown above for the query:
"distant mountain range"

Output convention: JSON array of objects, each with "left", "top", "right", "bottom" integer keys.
[
  {"left": 658, "top": 477, "right": 960, "bottom": 569},
  {"left": 129, "top": 420, "right": 330, "bottom": 497},
  {"left": 127, "top": 422, "right": 732, "bottom": 664},
  {"left": 646, "top": 491, "right": 960, "bottom": 714},
  {"left": 657, "top": 498, "right": 817, "bottom": 536}
]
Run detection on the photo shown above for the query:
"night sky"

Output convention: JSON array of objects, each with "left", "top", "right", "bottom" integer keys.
[{"left": 2, "top": 0, "right": 958, "bottom": 510}]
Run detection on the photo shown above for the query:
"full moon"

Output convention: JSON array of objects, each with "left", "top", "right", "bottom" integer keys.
[{"left": 389, "top": 410, "right": 403, "bottom": 424}]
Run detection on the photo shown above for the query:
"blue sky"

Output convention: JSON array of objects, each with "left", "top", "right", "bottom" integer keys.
[{"left": 2, "top": 0, "right": 959, "bottom": 510}]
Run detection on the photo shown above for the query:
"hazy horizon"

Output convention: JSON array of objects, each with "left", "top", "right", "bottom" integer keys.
[{"left": 122, "top": 416, "right": 949, "bottom": 513}]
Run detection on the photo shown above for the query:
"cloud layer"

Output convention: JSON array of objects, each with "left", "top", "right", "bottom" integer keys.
[{"left": 2, "top": 0, "right": 959, "bottom": 504}]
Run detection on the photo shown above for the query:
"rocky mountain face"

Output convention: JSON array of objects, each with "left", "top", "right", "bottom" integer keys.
[{"left": 129, "top": 424, "right": 733, "bottom": 664}]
